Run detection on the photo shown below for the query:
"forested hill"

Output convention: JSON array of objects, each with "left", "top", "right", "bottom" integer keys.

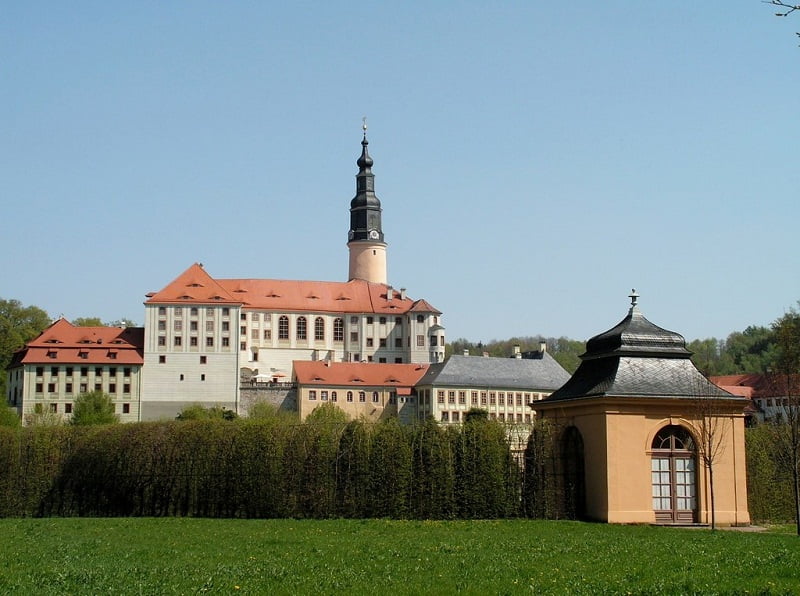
[{"left": 447, "top": 323, "right": 788, "bottom": 376}]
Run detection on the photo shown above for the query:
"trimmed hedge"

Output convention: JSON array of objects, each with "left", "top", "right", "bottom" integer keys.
[{"left": 0, "top": 417, "right": 519, "bottom": 519}]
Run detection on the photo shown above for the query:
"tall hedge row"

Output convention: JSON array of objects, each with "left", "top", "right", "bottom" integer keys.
[{"left": 0, "top": 416, "right": 520, "bottom": 519}]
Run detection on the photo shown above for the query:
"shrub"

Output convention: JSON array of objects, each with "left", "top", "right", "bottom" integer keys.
[{"left": 71, "top": 391, "right": 118, "bottom": 426}]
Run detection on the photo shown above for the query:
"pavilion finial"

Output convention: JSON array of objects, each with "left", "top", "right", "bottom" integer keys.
[
  {"left": 629, "top": 288, "right": 640, "bottom": 308},
  {"left": 362, "top": 116, "right": 367, "bottom": 138}
]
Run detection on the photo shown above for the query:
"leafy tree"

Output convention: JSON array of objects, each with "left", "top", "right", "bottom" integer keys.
[
  {"left": 0, "top": 298, "right": 50, "bottom": 398},
  {"left": 446, "top": 336, "right": 584, "bottom": 374},
  {"left": 71, "top": 391, "right": 119, "bottom": 425},
  {"left": 247, "top": 400, "right": 296, "bottom": 422},
  {"left": 0, "top": 406, "right": 21, "bottom": 428},
  {"left": 304, "top": 402, "right": 349, "bottom": 426},
  {"left": 24, "top": 403, "right": 63, "bottom": 426},
  {"left": 176, "top": 404, "right": 237, "bottom": 421},
  {"left": 72, "top": 317, "right": 105, "bottom": 327}
]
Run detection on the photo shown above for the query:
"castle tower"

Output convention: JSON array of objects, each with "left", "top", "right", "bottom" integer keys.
[{"left": 347, "top": 124, "right": 387, "bottom": 284}]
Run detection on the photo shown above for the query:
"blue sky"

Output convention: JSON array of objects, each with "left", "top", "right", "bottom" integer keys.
[{"left": 2, "top": 2, "right": 799, "bottom": 344}]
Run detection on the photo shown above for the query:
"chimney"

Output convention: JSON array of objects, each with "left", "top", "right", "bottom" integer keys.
[
  {"left": 463, "top": 349, "right": 469, "bottom": 357},
  {"left": 400, "top": 288, "right": 407, "bottom": 300},
  {"left": 386, "top": 286, "right": 393, "bottom": 301},
  {"left": 513, "top": 345, "right": 521, "bottom": 359},
  {"left": 539, "top": 341, "right": 547, "bottom": 355}
]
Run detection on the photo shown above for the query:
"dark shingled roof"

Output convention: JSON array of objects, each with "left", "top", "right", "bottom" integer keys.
[
  {"left": 544, "top": 304, "right": 740, "bottom": 403},
  {"left": 416, "top": 354, "right": 571, "bottom": 391}
]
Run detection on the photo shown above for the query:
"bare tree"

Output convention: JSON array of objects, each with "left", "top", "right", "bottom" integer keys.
[
  {"left": 693, "top": 394, "right": 729, "bottom": 530},
  {"left": 769, "top": 308, "right": 800, "bottom": 535},
  {"left": 765, "top": 0, "right": 800, "bottom": 43}
]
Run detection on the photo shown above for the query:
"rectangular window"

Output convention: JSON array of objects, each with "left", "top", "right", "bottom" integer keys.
[
  {"left": 264, "top": 329, "right": 271, "bottom": 340},
  {"left": 190, "top": 337, "right": 198, "bottom": 346},
  {"left": 174, "top": 307, "right": 182, "bottom": 317},
  {"left": 395, "top": 337, "right": 403, "bottom": 348},
  {"left": 174, "top": 336, "right": 182, "bottom": 346},
  {"left": 36, "top": 367, "right": 44, "bottom": 376},
  {"left": 331, "top": 392, "right": 337, "bottom": 402},
  {"left": 448, "top": 391, "right": 455, "bottom": 404},
  {"left": 123, "top": 384, "right": 130, "bottom": 394},
  {"left": 206, "top": 308, "right": 214, "bottom": 317},
  {"left": 222, "top": 308, "right": 230, "bottom": 316},
  {"left": 379, "top": 357, "right": 386, "bottom": 363},
  {"left": 65, "top": 403, "right": 73, "bottom": 414},
  {"left": 50, "top": 403, "right": 57, "bottom": 413},
  {"left": 430, "top": 336, "right": 438, "bottom": 346},
  {"left": 65, "top": 367, "right": 73, "bottom": 377},
  {"left": 498, "top": 393, "right": 505, "bottom": 406},
  {"left": 499, "top": 413, "right": 505, "bottom": 422},
  {"left": 122, "top": 403, "right": 130, "bottom": 414},
  {"left": 35, "top": 383, "right": 43, "bottom": 393},
  {"left": 190, "top": 307, "right": 198, "bottom": 316},
  {"left": 65, "top": 383, "right": 73, "bottom": 393},
  {"left": 251, "top": 329, "right": 258, "bottom": 339},
  {"left": 94, "top": 383, "right": 102, "bottom": 392},
  {"left": 109, "top": 383, "right": 116, "bottom": 394},
  {"left": 158, "top": 307, "right": 166, "bottom": 316},
  {"left": 471, "top": 391, "right": 478, "bottom": 405},
  {"left": 158, "top": 321, "right": 166, "bottom": 331},
  {"left": 222, "top": 337, "right": 230, "bottom": 348},
  {"left": 489, "top": 392, "right": 496, "bottom": 405},
  {"left": 359, "top": 391, "right": 366, "bottom": 402},
  {"left": 394, "top": 357, "right": 403, "bottom": 363},
  {"left": 395, "top": 317, "right": 403, "bottom": 326},
  {"left": 458, "top": 391, "right": 466, "bottom": 404},
  {"left": 222, "top": 322, "right": 229, "bottom": 332},
  {"left": 379, "top": 316, "right": 386, "bottom": 325},
  {"left": 366, "top": 316, "right": 374, "bottom": 324},
  {"left": 379, "top": 338, "right": 387, "bottom": 347},
  {"left": 206, "top": 337, "right": 214, "bottom": 347},
  {"left": 159, "top": 355, "right": 166, "bottom": 364},
  {"left": 174, "top": 320, "right": 182, "bottom": 331},
  {"left": 452, "top": 412, "right": 460, "bottom": 423},
  {"left": 525, "top": 414, "right": 532, "bottom": 424},
  {"left": 200, "top": 356, "right": 207, "bottom": 364},
  {"left": 190, "top": 321, "right": 198, "bottom": 331},
  {"left": 438, "top": 390, "right": 445, "bottom": 404},
  {"left": 79, "top": 383, "right": 87, "bottom": 393},
  {"left": 480, "top": 392, "right": 487, "bottom": 405},
  {"left": 309, "top": 390, "right": 317, "bottom": 401},
  {"left": 240, "top": 313, "right": 246, "bottom": 321},
  {"left": 240, "top": 326, "right": 247, "bottom": 334},
  {"left": 206, "top": 321, "right": 214, "bottom": 332},
  {"left": 350, "top": 332, "right": 358, "bottom": 342},
  {"left": 51, "top": 366, "right": 59, "bottom": 376},
  {"left": 80, "top": 367, "right": 88, "bottom": 377},
  {"left": 201, "top": 374, "right": 205, "bottom": 381},
  {"left": 366, "top": 338, "right": 374, "bottom": 347},
  {"left": 441, "top": 411, "right": 449, "bottom": 422},
  {"left": 417, "top": 335, "right": 425, "bottom": 347},
  {"left": 321, "top": 390, "right": 328, "bottom": 401},
  {"left": 158, "top": 337, "right": 166, "bottom": 346},
  {"left": 251, "top": 313, "right": 260, "bottom": 322}
]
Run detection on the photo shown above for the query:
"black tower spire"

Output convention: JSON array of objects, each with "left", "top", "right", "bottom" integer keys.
[{"left": 348, "top": 122, "right": 384, "bottom": 244}]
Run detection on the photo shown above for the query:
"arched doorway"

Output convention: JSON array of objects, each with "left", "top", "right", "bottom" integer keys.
[
  {"left": 561, "top": 426, "right": 586, "bottom": 520},
  {"left": 651, "top": 425, "right": 697, "bottom": 523}
]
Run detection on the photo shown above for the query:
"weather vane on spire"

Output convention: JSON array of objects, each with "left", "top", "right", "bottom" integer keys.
[
  {"left": 629, "top": 288, "right": 639, "bottom": 307},
  {"left": 362, "top": 116, "right": 367, "bottom": 137}
]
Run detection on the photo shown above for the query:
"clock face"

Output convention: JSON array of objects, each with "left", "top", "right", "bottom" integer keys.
[{"left": 369, "top": 230, "right": 379, "bottom": 240}]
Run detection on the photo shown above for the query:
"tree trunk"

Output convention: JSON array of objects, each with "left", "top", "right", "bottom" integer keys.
[
  {"left": 709, "top": 465, "right": 716, "bottom": 530},
  {"left": 793, "top": 460, "right": 800, "bottom": 536}
]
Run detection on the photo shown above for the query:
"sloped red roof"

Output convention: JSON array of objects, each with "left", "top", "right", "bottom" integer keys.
[
  {"left": 145, "top": 263, "right": 240, "bottom": 305},
  {"left": 10, "top": 318, "right": 144, "bottom": 366},
  {"left": 146, "top": 264, "right": 442, "bottom": 315},
  {"left": 293, "top": 361, "right": 429, "bottom": 388}
]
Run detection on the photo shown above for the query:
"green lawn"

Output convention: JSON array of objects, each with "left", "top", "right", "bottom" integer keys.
[{"left": 0, "top": 518, "right": 798, "bottom": 594}]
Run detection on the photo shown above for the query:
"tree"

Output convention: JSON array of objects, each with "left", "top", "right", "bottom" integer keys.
[
  {"left": 693, "top": 395, "right": 729, "bottom": 530},
  {"left": 769, "top": 306, "right": 800, "bottom": 534},
  {"left": 176, "top": 404, "right": 237, "bottom": 421},
  {"left": 0, "top": 406, "right": 21, "bottom": 428},
  {"left": 71, "top": 391, "right": 119, "bottom": 425},
  {"left": 0, "top": 298, "right": 50, "bottom": 398},
  {"left": 72, "top": 317, "right": 105, "bottom": 327},
  {"left": 766, "top": 1, "right": 800, "bottom": 43}
]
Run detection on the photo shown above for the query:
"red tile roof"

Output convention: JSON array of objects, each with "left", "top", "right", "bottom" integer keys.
[
  {"left": 293, "top": 361, "right": 429, "bottom": 388},
  {"left": 10, "top": 318, "right": 144, "bottom": 366},
  {"left": 146, "top": 264, "right": 442, "bottom": 315}
]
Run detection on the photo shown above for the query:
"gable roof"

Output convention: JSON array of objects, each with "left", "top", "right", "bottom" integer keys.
[
  {"left": 416, "top": 354, "right": 571, "bottom": 391},
  {"left": 145, "top": 263, "right": 240, "bottom": 305},
  {"left": 293, "top": 361, "right": 429, "bottom": 388},
  {"left": 9, "top": 318, "right": 144, "bottom": 366}
]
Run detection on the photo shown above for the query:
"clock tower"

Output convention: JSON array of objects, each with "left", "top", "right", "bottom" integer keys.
[{"left": 347, "top": 124, "right": 387, "bottom": 284}]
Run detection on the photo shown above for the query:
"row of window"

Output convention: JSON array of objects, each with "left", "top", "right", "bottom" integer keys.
[
  {"left": 440, "top": 411, "right": 532, "bottom": 424},
  {"left": 433, "top": 390, "right": 535, "bottom": 407},
  {"left": 158, "top": 307, "right": 230, "bottom": 318},
  {"left": 158, "top": 308, "right": 433, "bottom": 327},
  {"left": 158, "top": 336, "right": 229, "bottom": 347},
  {"left": 307, "top": 390, "right": 397, "bottom": 403},
  {"left": 35, "top": 367, "right": 133, "bottom": 378},
  {"left": 35, "top": 383, "right": 131, "bottom": 395},
  {"left": 156, "top": 356, "right": 209, "bottom": 364},
  {"left": 42, "top": 402, "right": 132, "bottom": 414}
]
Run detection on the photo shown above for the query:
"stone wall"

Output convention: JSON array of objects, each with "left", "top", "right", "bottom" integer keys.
[{"left": 239, "top": 385, "right": 297, "bottom": 416}]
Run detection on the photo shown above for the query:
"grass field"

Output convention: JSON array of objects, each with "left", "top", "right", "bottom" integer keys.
[{"left": 1, "top": 518, "right": 798, "bottom": 594}]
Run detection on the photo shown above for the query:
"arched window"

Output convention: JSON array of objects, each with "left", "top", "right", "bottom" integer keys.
[
  {"left": 346, "top": 391, "right": 353, "bottom": 402},
  {"left": 372, "top": 391, "right": 379, "bottom": 403},
  {"left": 314, "top": 317, "right": 325, "bottom": 341},
  {"left": 278, "top": 316, "right": 289, "bottom": 340},
  {"left": 331, "top": 391, "right": 337, "bottom": 402},
  {"left": 358, "top": 391, "right": 366, "bottom": 402},
  {"left": 296, "top": 317, "right": 307, "bottom": 340},
  {"left": 651, "top": 425, "right": 696, "bottom": 523},
  {"left": 333, "top": 318, "right": 344, "bottom": 342}
]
